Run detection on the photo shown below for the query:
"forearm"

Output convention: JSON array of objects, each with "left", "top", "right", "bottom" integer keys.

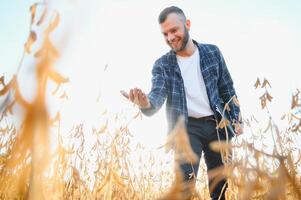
[
  {"left": 140, "top": 60, "right": 167, "bottom": 116},
  {"left": 140, "top": 91, "right": 165, "bottom": 116}
]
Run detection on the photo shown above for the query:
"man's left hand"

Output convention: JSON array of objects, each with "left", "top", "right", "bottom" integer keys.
[{"left": 234, "top": 122, "right": 244, "bottom": 136}]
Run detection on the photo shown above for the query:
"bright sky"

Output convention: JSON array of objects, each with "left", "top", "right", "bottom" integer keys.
[{"left": 1, "top": 0, "right": 301, "bottom": 150}]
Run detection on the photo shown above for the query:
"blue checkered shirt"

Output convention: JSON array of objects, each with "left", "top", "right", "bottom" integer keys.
[{"left": 141, "top": 40, "right": 240, "bottom": 134}]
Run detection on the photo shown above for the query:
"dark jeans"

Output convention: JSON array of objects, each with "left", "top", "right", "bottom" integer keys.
[{"left": 180, "top": 116, "right": 228, "bottom": 200}]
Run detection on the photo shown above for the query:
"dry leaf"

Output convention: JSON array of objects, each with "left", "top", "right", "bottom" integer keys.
[
  {"left": 233, "top": 95, "right": 240, "bottom": 107},
  {"left": 37, "top": 8, "right": 47, "bottom": 26},
  {"left": 254, "top": 77, "right": 261, "bottom": 89},
  {"left": 210, "top": 141, "right": 232, "bottom": 152},
  {"left": 266, "top": 92, "right": 273, "bottom": 102},
  {"left": 111, "top": 171, "right": 126, "bottom": 188},
  {"left": 14, "top": 79, "right": 30, "bottom": 109},
  {"left": 280, "top": 114, "right": 286, "bottom": 120},
  {"left": 47, "top": 70, "right": 69, "bottom": 84},
  {"left": 97, "top": 120, "right": 108, "bottom": 134},
  {"left": 0, "top": 80, "right": 12, "bottom": 96},
  {"left": 259, "top": 93, "right": 267, "bottom": 109},
  {"left": 49, "top": 112, "right": 60, "bottom": 127},
  {"left": 0, "top": 76, "right": 4, "bottom": 87},
  {"left": 165, "top": 116, "right": 198, "bottom": 163},
  {"left": 261, "top": 78, "right": 272, "bottom": 88},
  {"left": 291, "top": 93, "right": 299, "bottom": 109},
  {"left": 24, "top": 31, "right": 37, "bottom": 54},
  {"left": 5, "top": 100, "right": 15, "bottom": 115},
  {"left": 45, "top": 12, "right": 60, "bottom": 34},
  {"left": 34, "top": 47, "right": 46, "bottom": 58},
  {"left": 44, "top": 37, "right": 60, "bottom": 58},
  {"left": 133, "top": 110, "right": 142, "bottom": 119},
  {"left": 225, "top": 104, "right": 231, "bottom": 112},
  {"left": 51, "top": 83, "right": 61, "bottom": 95},
  {"left": 30, "top": 3, "right": 37, "bottom": 25},
  {"left": 217, "top": 118, "right": 230, "bottom": 129},
  {"left": 59, "top": 91, "right": 68, "bottom": 100}
]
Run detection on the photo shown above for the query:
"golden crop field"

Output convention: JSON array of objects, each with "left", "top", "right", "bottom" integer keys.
[{"left": 0, "top": 2, "right": 300, "bottom": 200}]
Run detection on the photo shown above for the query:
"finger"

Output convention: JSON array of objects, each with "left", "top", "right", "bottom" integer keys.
[
  {"left": 236, "top": 131, "right": 242, "bottom": 136},
  {"left": 132, "top": 88, "right": 140, "bottom": 105},
  {"left": 129, "top": 89, "right": 134, "bottom": 102},
  {"left": 142, "top": 93, "right": 149, "bottom": 104},
  {"left": 120, "top": 90, "right": 129, "bottom": 99},
  {"left": 134, "top": 88, "right": 140, "bottom": 102},
  {"left": 234, "top": 124, "right": 239, "bottom": 135},
  {"left": 141, "top": 92, "right": 147, "bottom": 101},
  {"left": 235, "top": 126, "right": 243, "bottom": 136},
  {"left": 133, "top": 88, "right": 138, "bottom": 98},
  {"left": 137, "top": 89, "right": 142, "bottom": 102},
  {"left": 138, "top": 89, "right": 145, "bottom": 101}
]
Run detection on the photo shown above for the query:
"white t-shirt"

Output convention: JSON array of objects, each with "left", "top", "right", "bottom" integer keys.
[{"left": 176, "top": 47, "right": 214, "bottom": 118}]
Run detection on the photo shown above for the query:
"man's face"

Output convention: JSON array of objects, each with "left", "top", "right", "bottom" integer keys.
[{"left": 160, "top": 13, "right": 190, "bottom": 52}]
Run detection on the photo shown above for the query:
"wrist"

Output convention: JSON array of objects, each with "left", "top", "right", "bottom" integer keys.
[{"left": 139, "top": 101, "right": 151, "bottom": 109}]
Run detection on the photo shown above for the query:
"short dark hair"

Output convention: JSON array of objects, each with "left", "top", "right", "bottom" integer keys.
[{"left": 158, "top": 6, "right": 186, "bottom": 24}]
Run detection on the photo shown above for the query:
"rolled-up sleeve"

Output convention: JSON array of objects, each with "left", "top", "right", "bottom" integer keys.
[{"left": 140, "top": 60, "right": 167, "bottom": 116}]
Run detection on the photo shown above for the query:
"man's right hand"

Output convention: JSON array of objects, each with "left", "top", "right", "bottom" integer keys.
[{"left": 120, "top": 88, "right": 151, "bottom": 109}]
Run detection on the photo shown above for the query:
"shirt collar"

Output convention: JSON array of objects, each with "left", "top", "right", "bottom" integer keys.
[{"left": 168, "top": 39, "right": 205, "bottom": 65}]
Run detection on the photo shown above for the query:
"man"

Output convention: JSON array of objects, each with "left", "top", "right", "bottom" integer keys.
[{"left": 121, "top": 6, "right": 243, "bottom": 200}]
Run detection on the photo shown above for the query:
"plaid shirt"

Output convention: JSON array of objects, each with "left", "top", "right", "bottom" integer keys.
[{"left": 141, "top": 40, "right": 240, "bottom": 134}]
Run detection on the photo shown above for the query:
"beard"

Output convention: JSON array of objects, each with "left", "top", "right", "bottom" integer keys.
[{"left": 169, "top": 25, "right": 190, "bottom": 52}]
